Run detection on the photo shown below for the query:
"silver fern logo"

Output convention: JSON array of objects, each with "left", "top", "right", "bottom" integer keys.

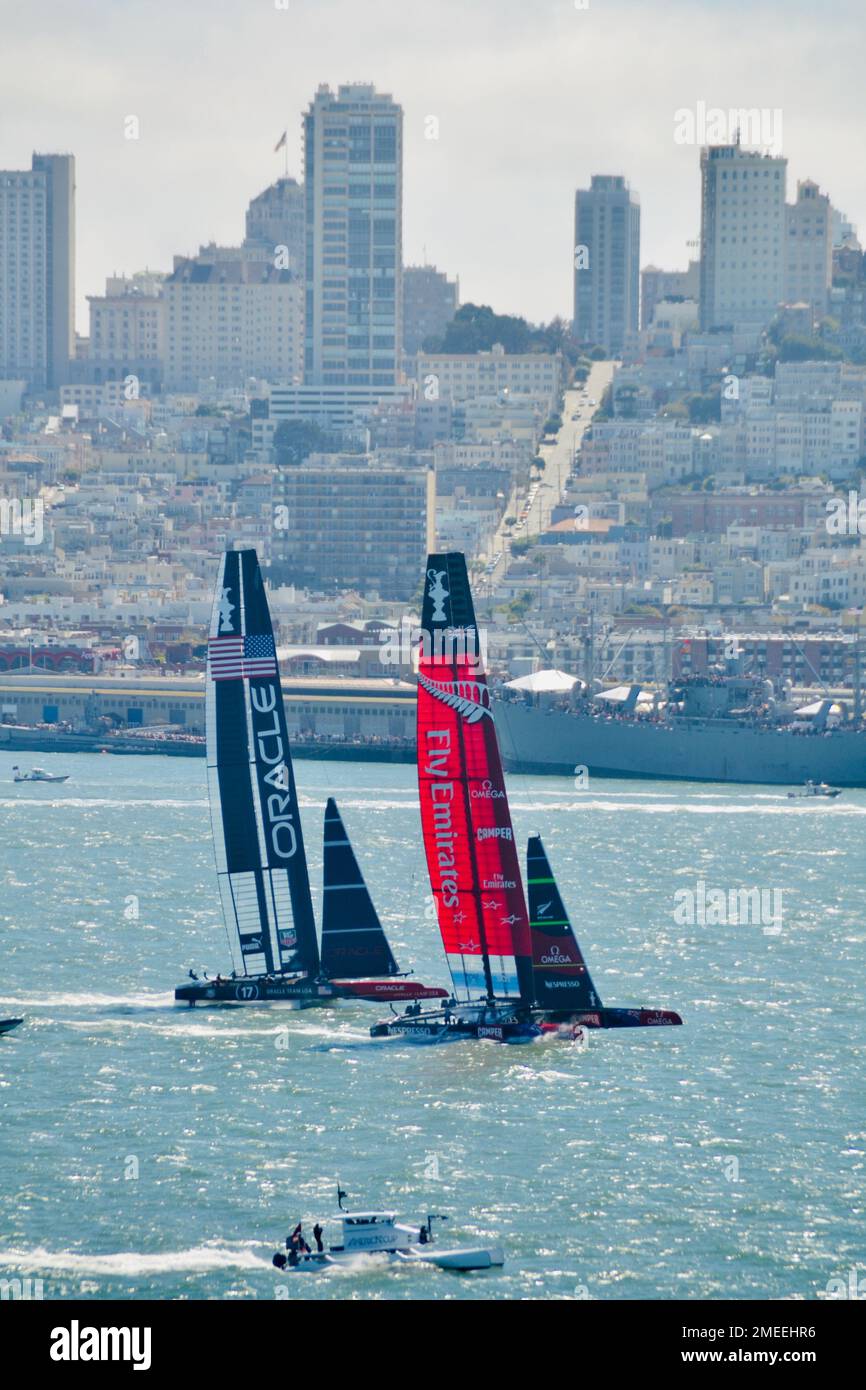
[{"left": 418, "top": 671, "right": 492, "bottom": 724}]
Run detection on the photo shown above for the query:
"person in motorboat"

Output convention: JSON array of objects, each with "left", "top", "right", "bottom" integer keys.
[
  {"left": 289, "top": 1222, "right": 310, "bottom": 1254},
  {"left": 313, "top": 1223, "right": 324, "bottom": 1253}
]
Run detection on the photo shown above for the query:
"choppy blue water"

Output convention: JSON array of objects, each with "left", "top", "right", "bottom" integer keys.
[{"left": 1, "top": 751, "right": 863, "bottom": 1301}]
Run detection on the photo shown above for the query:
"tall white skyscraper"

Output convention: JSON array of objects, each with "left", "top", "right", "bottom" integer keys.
[
  {"left": 0, "top": 152, "right": 75, "bottom": 391},
  {"left": 699, "top": 143, "right": 786, "bottom": 331},
  {"left": 572, "top": 175, "right": 640, "bottom": 355},
  {"left": 303, "top": 83, "right": 403, "bottom": 388},
  {"left": 784, "top": 180, "right": 832, "bottom": 319}
]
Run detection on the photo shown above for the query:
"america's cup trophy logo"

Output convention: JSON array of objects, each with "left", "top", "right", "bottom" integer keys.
[
  {"left": 427, "top": 568, "right": 449, "bottom": 625},
  {"left": 217, "top": 586, "right": 236, "bottom": 633}
]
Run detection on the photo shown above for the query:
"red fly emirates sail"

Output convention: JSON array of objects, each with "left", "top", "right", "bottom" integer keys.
[{"left": 417, "top": 553, "right": 534, "bottom": 1004}]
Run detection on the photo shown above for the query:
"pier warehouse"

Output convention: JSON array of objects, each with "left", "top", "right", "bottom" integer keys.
[{"left": 0, "top": 673, "right": 416, "bottom": 739}]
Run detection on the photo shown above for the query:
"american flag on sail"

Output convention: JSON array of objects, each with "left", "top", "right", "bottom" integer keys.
[{"left": 208, "top": 633, "right": 278, "bottom": 681}]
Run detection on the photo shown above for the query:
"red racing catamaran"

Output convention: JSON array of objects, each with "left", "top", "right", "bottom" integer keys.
[
  {"left": 370, "top": 552, "right": 682, "bottom": 1043},
  {"left": 372, "top": 552, "right": 539, "bottom": 1042}
]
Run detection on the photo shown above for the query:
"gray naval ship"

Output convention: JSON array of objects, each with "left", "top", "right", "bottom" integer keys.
[{"left": 494, "top": 667, "right": 866, "bottom": 786}]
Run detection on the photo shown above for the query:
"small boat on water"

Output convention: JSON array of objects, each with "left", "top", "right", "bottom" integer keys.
[
  {"left": 0, "top": 1018, "right": 23, "bottom": 1036},
  {"left": 12, "top": 766, "right": 69, "bottom": 783},
  {"left": 786, "top": 780, "right": 841, "bottom": 799},
  {"left": 175, "top": 549, "right": 445, "bottom": 1011},
  {"left": 272, "top": 1191, "right": 504, "bottom": 1273}
]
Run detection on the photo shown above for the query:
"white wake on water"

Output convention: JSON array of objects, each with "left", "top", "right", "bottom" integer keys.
[
  {"left": 0, "top": 798, "right": 208, "bottom": 810},
  {"left": 0, "top": 991, "right": 174, "bottom": 1010},
  {"left": 507, "top": 799, "right": 866, "bottom": 816},
  {"left": 0, "top": 1245, "right": 272, "bottom": 1277}
]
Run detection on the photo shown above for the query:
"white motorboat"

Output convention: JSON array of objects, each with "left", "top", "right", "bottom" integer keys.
[
  {"left": 12, "top": 766, "right": 70, "bottom": 783},
  {"left": 272, "top": 1193, "right": 504, "bottom": 1273},
  {"left": 786, "top": 780, "right": 841, "bottom": 799}
]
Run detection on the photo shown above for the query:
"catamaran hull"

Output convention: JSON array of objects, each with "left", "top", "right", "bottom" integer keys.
[
  {"left": 0, "top": 1018, "right": 23, "bottom": 1035},
  {"left": 537, "top": 1007, "right": 683, "bottom": 1029},
  {"left": 370, "top": 1012, "right": 542, "bottom": 1044},
  {"left": 175, "top": 979, "right": 446, "bottom": 1007}
]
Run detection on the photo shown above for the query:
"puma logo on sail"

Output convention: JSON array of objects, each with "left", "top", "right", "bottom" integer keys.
[{"left": 418, "top": 672, "right": 492, "bottom": 724}]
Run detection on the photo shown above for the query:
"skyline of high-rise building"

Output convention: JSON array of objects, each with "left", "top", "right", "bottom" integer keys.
[
  {"left": 0, "top": 125, "right": 859, "bottom": 405},
  {"left": 163, "top": 247, "right": 302, "bottom": 391},
  {"left": 303, "top": 82, "right": 403, "bottom": 389},
  {"left": 699, "top": 142, "right": 787, "bottom": 332},
  {"left": 86, "top": 271, "right": 166, "bottom": 392},
  {"left": 573, "top": 174, "right": 640, "bottom": 355},
  {"left": 402, "top": 263, "right": 459, "bottom": 356},
  {"left": 784, "top": 179, "right": 832, "bottom": 320},
  {"left": 244, "top": 176, "right": 305, "bottom": 278},
  {"left": 0, "top": 151, "right": 75, "bottom": 391}
]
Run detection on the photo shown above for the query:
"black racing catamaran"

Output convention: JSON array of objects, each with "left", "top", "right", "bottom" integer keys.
[
  {"left": 175, "top": 548, "right": 445, "bottom": 1009},
  {"left": 527, "top": 836, "right": 682, "bottom": 1031}
]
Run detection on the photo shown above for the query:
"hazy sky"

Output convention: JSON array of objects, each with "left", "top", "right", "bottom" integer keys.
[{"left": 3, "top": 0, "right": 864, "bottom": 328}]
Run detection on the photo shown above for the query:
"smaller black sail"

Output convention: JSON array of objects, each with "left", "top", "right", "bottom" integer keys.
[
  {"left": 526, "top": 834, "right": 601, "bottom": 1012},
  {"left": 320, "top": 798, "right": 399, "bottom": 980}
]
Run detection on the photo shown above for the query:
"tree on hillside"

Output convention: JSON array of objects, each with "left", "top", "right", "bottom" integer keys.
[
  {"left": 424, "top": 304, "right": 584, "bottom": 362},
  {"left": 777, "top": 335, "right": 843, "bottom": 363},
  {"left": 273, "top": 419, "right": 338, "bottom": 468}
]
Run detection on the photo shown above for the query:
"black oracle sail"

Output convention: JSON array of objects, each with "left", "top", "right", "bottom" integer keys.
[
  {"left": 527, "top": 835, "right": 683, "bottom": 1030},
  {"left": 206, "top": 548, "right": 318, "bottom": 979},
  {"left": 320, "top": 797, "right": 399, "bottom": 980}
]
